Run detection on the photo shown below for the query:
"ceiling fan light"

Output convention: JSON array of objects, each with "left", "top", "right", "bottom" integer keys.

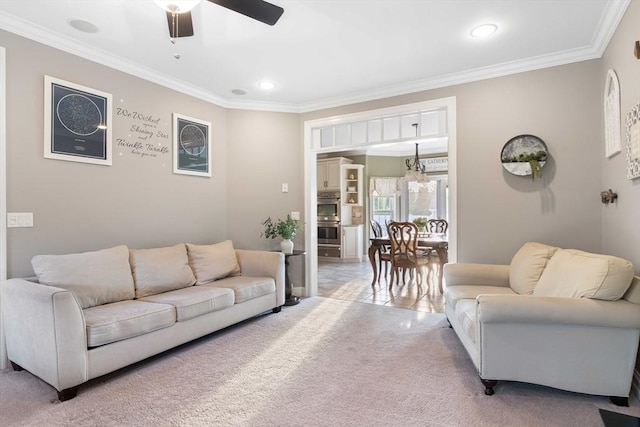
[{"left": 154, "top": 0, "right": 201, "bottom": 13}]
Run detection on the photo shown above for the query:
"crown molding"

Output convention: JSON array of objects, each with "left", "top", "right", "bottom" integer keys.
[
  {"left": 0, "top": 0, "right": 630, "bottom": 114},
  {"left": 0, "top": 12, "right": 233, "bottom": 107}
]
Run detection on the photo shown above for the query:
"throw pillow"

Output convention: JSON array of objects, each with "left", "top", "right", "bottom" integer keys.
[
  {"left": 130, "top": 244, "right": 196, "bottom": 298},
  {"left": 509, "top": 242, "right": 559, "bottom": 294},
  {"left": 32, "top": 245, "right": 135, "bottom": 309},
  {"left": 187, "top": 240, "right": 241, "bottom": 285},
  {"left": 533, "top": 249, "right": 634, "bottom": 301}
]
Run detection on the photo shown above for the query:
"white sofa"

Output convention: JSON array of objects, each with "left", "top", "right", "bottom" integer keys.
[
  {"left": 1, "top": 241, "right": 285, "bottom": 401},
  {"left": 443, "top": 242, "right": 640, "bottom": 406}
]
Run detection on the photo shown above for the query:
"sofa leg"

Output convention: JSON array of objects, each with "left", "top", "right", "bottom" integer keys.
[
  {"left": 481, "top": 379, "right": 497, "bottom": 395},
  {"left": 272, "top": 306, "right": 282, "bottom": 313},
  {"left": 445, "top": 317, "right": 452, "bottom": 328},
  {"left": 10, "top": 361, "right": 24, "bottom": 371},
  {"left": 57, "top": 386, "right": 78, "bottom": 402},
  {"left": 609, "top": 396, "right": 629, "bottom": 407}
]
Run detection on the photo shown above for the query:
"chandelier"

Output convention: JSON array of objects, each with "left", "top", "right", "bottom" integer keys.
[{"left": 404, "top": 124, "right": 429, "bottom": 182}]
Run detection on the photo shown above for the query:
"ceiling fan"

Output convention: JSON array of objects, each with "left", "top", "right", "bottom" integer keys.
[{"left": 155, "top": 0, "right": 284, "bottom": 39}]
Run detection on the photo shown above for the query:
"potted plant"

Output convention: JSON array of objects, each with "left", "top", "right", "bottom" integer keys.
[
  {"left": 412, "top": 217, "right": 428, "bottom": 232},
  {"left": 261, "top": 215, "right": 303, "bottom": 254}
]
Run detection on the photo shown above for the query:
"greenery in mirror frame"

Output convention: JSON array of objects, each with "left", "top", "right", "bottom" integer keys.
[{"left": 261, "top": 215, "right": 303, "bottom": 240}]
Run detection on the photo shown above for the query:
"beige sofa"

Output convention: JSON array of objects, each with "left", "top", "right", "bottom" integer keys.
[
  {"left": 1, "top": 241, "right": 285, "bottom": 401},
  {"left": 444, "top": 242, "right": 640, "bottom": 406}
]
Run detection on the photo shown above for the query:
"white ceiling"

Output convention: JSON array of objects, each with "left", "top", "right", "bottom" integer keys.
[{"left": 0, "top": 0, "right": 629, "bottom": 114}]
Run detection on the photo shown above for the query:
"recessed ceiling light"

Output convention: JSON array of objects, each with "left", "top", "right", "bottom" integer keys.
[
  {"left": 69, "top": 19, "right": 100, "bottom": 33},
  {"left": 470, "top": 24, "right": 498, "bottom": 38},
  {"left": 232, "top": 88, "right": 248, "bottom": 95},
  {"left": 257, "top": 80, "right": 276, "bottom": 90}
]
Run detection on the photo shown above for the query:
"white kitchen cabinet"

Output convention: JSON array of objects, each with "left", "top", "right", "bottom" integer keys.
[
  {"left": 317, "top": 157, "right": 352, "bottom": 191},
  {"left": 342, "top": 225, "right": 362, "bottom": 261}
]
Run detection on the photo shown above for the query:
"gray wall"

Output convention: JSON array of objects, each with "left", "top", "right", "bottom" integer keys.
[
  {"left": 2, "top": 2, "right": 638, "bottom": 279},
  {"left": 3, "top": 31, "right": 228, "bottom": 277},
  {"left": 303, "top": 60, "right": 605, "bottom": 266},
  {"left": 600, "top": 0, "right": 640, "bottom": 271}
]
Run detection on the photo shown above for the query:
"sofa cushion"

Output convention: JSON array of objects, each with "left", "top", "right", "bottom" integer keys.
[
  {"left": 83, "top": 300, "right": 176, "bottom": 347},
  {"left": 509, "top": 242, "right": 559, "bottom": 295},
  {"left": 32, "top": 245, "right": 134, "bottom": 309},
  {"left": 140, "top": 286, "right": 234, "bottom": 322},
  {"left": 203, "top": 275, "right": 275, "bottom": 303},
  {"left": 444, "top": 285, "right": 516, "bottom": 313},
  {"left": 187, "top": 240, "right": 241, "bottom": 285},
  {"left": 130, "top": 244, "right": 196, "bottom": 298},
  {"left": 533, "top": 249, "right": 634, "bottom": 301}
]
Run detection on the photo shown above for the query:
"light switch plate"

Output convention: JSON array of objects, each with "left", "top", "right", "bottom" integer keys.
[
  {"left": 7, "top": 212, "right": 34, "bottom": 228},
  {"left": 290, "top": 211, "right": 300, "bottom": 220}
]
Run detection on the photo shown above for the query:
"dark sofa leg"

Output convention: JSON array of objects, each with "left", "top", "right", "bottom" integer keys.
[
  {"left": 272, "top": 306, "right": 282, "bottom": 313},
  {"left": 609, "top": 396, "right": 629, "bottom": 407},
  {"left": 481, "top": 379, "right": 498, "bottom": 396},
  {"left": 10, "top": 361, "right": 24, "bottom": 371},
  {"left": 57, "top": 387, "right": 78, "bottom": 402}
]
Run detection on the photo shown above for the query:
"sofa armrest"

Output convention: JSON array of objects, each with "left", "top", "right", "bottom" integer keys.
[
  {"left": 1, "top": 278, "right": 88, "bottom": 391},
  {"left": 444, "top": 263, "right": 510, "bottom": 287},
  {"left": 235, "top": 250, "right": 285, "bottom": 306},
  {"left": 477, "top": 294, "right": 640, "bottom": 329}
]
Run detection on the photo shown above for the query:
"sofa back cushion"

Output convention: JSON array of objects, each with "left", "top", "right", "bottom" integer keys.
[
  {"left": 32, "top": 245, "right": 135, "bottom": 309},
  {"left": 130, "top": 244, "right": 196, "bottom": 298},
  {"left": 533, "top": 249, "right": 634, "bottom": 300},
  {"left": 509, "top": 242, "right": 559, "bottom": 295},
  {"left": 187, "top": 240, "right": 241, "bottom": 285}
]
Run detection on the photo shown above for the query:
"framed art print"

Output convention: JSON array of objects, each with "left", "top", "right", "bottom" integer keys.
[
  {"left": 173, "top": 113, "right": 211, "bottom": 177},
  {"left": 603, "top": 69, "right": 621, "bottom": 158},
  {"left": 44, "top": 76, "right": 112, "bottom": 165},
  {"left": 626, "top": 103, "right": 640, "bottom": 180}
]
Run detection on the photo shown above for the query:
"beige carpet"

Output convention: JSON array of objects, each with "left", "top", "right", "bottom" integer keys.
[{"left": 1, "top": 296, "right": 639, "bottom": 426}]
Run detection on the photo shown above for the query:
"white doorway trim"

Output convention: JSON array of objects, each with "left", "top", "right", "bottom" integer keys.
[
  {"left": 1, "top": 46, "right": 8, "bottom": 369},
  {"left": 303, "top": 97, "right": 457, "bottom": 297}
]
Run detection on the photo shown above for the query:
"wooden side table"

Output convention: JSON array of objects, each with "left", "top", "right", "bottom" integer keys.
[{"left": 274, "top": 249, "right": 305, "bottom": 306}]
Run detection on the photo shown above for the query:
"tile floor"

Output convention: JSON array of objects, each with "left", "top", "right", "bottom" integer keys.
[{"left": 317, "top": 259, "right": 445, "bottom": 313}]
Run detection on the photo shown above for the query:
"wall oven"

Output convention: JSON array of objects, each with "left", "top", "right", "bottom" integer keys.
[
  {"left": 317, "top": 191, "right": 340, "bottom": 223},
  {"left": 318, "top": 221, "right": 341, "bottom": 245},
  {"left": 317, "top": 191, "right": 341, "bottom": 256}
]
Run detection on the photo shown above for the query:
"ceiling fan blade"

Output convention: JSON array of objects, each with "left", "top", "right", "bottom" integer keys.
[
  {"left": 165, "top": 10, "right": 194, "bottom": 38},
  {"left": 207, "top": 0, "right": 284, "bottom": 26}
]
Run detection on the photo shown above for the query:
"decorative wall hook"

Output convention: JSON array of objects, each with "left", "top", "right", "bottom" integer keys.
[{"left": 600, "top": 189, "right": 618, "bottom": 204}]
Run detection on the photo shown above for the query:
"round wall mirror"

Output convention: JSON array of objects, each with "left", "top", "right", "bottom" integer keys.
[{"left": 500, "top": 134, "right": 548, "bottom": 179}]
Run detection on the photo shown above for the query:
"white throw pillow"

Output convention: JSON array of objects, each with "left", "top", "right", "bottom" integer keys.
[
  {"left": 187, "top": 240, "right": 241, "bottom": 285},
  {"left": 130, "top": 244, "right": 196, "bottom": 298},
  {"left": 32, "top": 245, "right": 135, "bottom": 309},
  {"left": 509, "top": 242, "right": 559, "bottom": 294},
  {"left": 533, "top": 249, "right": 634, "bottom": 300}
]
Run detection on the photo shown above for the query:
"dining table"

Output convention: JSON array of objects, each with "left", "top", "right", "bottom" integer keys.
[{"left": 368, "top": 234, "right": 449, "bottom": 293}]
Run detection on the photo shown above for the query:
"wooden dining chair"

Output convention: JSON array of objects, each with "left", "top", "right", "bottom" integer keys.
[
  {"left": 386, "top": 221, "right": 431, "bottom": 289},
  {"left": 425, "top": 219, "right": 448, "bottom": 284},
  {"left": 370, "top": 219, "right": 391, "bottom": 283},
  {"left": 427, "top": 219, "right": 448, "bottom": 234}
]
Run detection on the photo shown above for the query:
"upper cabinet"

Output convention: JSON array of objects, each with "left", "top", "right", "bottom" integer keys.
[{"left": 317, "top": 157, "right": 352, "bottom": 191}]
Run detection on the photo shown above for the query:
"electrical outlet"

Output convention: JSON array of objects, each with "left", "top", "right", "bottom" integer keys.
[
  {"left": 290, "top": 211, "right": 300, "bottom": 220},
  {"left": 282, "top": 183, "right": 289, "bottom": 193}
]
